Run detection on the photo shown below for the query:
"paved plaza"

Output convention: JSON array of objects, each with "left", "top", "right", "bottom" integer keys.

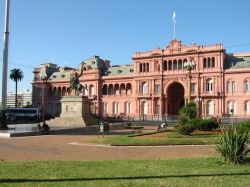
[{"left": 0, "top": 129, "right": 216, "bottom": 161}]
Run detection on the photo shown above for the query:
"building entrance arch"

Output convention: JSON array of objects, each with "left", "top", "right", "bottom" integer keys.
[{"left": 167, "top": 82, "right": 185, "bottom": 115}]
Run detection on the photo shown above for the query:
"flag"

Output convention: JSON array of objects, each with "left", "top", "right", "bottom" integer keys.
[{"left": 172, "top": 10, "right": 176, "bottom": 25}]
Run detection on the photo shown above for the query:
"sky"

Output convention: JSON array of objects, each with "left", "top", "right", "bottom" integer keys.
[{"left": 0, "top": 0, "right": 250, "bottom": 96}]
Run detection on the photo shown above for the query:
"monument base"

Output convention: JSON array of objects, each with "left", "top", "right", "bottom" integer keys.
[{"left": 47, "top": 96, "right": 99, "bottom": 127}]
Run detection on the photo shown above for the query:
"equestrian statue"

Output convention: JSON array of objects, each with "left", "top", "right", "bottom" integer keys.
[{"left": 69, "top": 63, "right": 87, "bottom": 96}]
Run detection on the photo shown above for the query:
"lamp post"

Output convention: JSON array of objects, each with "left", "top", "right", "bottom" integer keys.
[
  {"left": 1, "top": 0, "right": 10, "bottom": 129},
  {"left": 41, "top": 75, "right": 47, "bottom": 123},
  {"left": 196, "top": 92, "right": 202, "bottom": 118},
  {"left": 184, "top": 60, "right": 196, "bottom": 103}
]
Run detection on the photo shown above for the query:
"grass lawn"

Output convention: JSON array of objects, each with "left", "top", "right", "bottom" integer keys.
[
  {"left": 0, "top": 158, "right": 249, "bottom": 187},
  {"left": 95, "top": 130, "right": 219, "bottom": 146}
]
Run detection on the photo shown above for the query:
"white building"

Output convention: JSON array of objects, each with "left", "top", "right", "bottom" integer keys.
[{"left": 7, "top": 89, "right": 32, "bottom": 108}]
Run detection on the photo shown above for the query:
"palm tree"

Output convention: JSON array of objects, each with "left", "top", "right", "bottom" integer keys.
[{"left": 9, "top": 68, "right": 23, "bottom": 108}]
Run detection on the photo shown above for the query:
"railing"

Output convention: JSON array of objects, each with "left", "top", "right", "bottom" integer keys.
[{"left": 101, "top": 114, "right": 179, "bottom": 123}]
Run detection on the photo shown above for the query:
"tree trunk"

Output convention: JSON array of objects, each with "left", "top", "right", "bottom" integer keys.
[{"left": 15, "top": 80, "right": 17, "bottom": 108}]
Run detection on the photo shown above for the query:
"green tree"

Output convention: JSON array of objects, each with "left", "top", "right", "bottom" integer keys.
[
  {"left": 9, "top": 68, "right": 23, "bottom": 108},
  {"left": 176, "top": 102, "right": 197, "bottom": 135}
]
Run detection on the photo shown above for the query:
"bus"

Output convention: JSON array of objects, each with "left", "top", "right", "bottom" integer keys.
[{"left": 6, "top": 108, "right": 40, "bottom": 120}]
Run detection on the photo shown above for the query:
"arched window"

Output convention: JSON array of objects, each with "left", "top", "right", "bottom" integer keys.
[
  {"left": 114, "top": 84, "right": 120, "bottom": 95},
  {"left": 139, "top": 63, "right": 142, "bottom": 72},
  {"left": 207, "top": 100, "right": 214, "bottom": 115},
  {"left": 245, "top": 101, "right": 250, "bottom": 115},
  {"left": 62, "top": 87, "right": 67, "bottom": 96},
  {"left": 173, "top": 60, "right": 177, "bottom": 70},
  {"left": 102, "top": 84, "right": 108, "bottom": 95},
  {"left": 126, "top": 83, "right": 132, "bottom": 95},
  {"left": 108, "top": 84, "right": 114, "bottom": 95},
  {"left": 212, "top": 57, "right": 215, "bottom": 68},
  {"left": 146, "top": 63, "right": 149, "bottom": 72},
  {"left": 168, "top": 60, "right": 172, "bottom": 70},
  {"left": 57, "top": 87, "right": 61, "bottom": 97},
  {"left": 120, "top": 84, "right": 126, "bottom": 95},
  {"left": 142, "top": 82, "right": 148, "bottom": 95},
  {"left": 178, "top": 59, "right": 182, "bottom": 70},
  {"left": 143, "top": 63, "right": 146, "bottom": 72},
  {"left": 203, "top": 58, "right": 207, "bottom": 68},
  {"left": 163, "top": 61, "right": 168, "bottom": 71},
  {"left": 206, "top": 79, "right": 213, "bottom": 92},
  {"left": 207, "top": 57, "right": 211, "bottom": 68}
]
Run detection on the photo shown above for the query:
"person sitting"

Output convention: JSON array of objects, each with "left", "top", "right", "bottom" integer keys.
[
  {"left": 157, "top": 121, "right": 168, "bottom": 131},
  {"left": 42, "top": 122, "right": 50, "bottom": 135},
  {"left": 37, "top": 123, "right": 42, "bottom": 132}
]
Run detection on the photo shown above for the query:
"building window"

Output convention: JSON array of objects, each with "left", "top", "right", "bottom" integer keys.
[
  {"left": 89, "top": 85, "right": 95, "bottom": 96},
  {"left": 245, "top": 101, "right": 250, "bottom": 115},
  {"left": 155, "top": 84, "right": 161, "bottom": 94},
  {"left": 141, "top": 101, "right": 148, "bottom": 115},
  {"left": 146, "top": 63, "right": 149, "bottom": 72},
  {"left": 163, "top": 61, "right": 167, "bottom": 71},
  {"left": 173, "top": 60, "right": 177, "bottom": 70},
  {"left": 178, "top": 59, "right": 182, "bottom": 70},
  {"left": 103, "top": 103, "right": 108, "bottom": 114},
  {"left": 108, "top": 85, "right": 114, "bottom": 95},
  {"left": 207, "top": 100, "right": 214, "bottom": 115},
  {"left": 191, "top": 83, "right": 197, "bottom": 93},
  {"left": 207, "top": 57, "right": 211, "bottom": 68},
  {"left": 155, "top": 104, "right": 160, "bottom": 114},
  {"left": 142, "top": 82, "right": 148, "bottom": 95},
  {"left": 244, "top": 80, "right": 250, "bottom": 92},
  {"left": 228, "top": 101, "right": 236, "bottom": 115},
  {"left": 113, "top": 102, "right": 119, "bottom": 114},
  {"left": 168, "top": 61, "right": 172, "bottom": 70},
  {"left": 227, "top": 82, "right": 232, "bottom": 93},
  {"left": 203, "top": 58, "right": 207, "bottom": 68},
  {"left": 228, "top": 81, "right": 236, "bottom": 93},
  {"left": 125, "top": 102, "right": 132, "bottom": 114},
  {"left": 232, "top": 81, "right": 236, "bottom": 92},
  {"left": 206, "top": 79, "right": 213, "bottom": 92},
  {"left": 212, "top": 57, "right": 215, "bottom": 68}
]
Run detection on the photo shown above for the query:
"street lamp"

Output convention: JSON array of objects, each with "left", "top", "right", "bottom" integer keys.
[
  {"left": 196, "top": 92, "right": 202, "bottom": 118},
  {"left": 184, "top": 60, "right": 196, "bottom": 102},
  {"left": 41, "top": 75, "right": 47, "bottom": 123}
]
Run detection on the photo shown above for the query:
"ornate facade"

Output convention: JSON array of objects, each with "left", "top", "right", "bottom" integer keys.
[{"left": 32, "top": 40, "right": 250, "bottom": 119}]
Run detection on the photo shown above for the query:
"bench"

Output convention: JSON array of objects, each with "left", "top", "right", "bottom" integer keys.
[{"left": 130, "top": 127, "right": 144, "bottom": 134}]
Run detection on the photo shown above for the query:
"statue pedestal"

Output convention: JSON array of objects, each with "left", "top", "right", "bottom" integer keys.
[
  {"left": 47, "top": 96, "right": 98, "bottom": 127},
  {"left": 60, "top": 96, "right": 89, "bottom": 118}
]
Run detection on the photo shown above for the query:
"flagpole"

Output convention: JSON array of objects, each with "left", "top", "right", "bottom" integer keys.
[
  {"left": 172, "top": 10, "right": 176, "bottom": 40},
  {"left": 1, "top": 0, "right": 10, "bottom": 129},
  {"left": 174, "top": 22, "right": 176, "bottom": 39}
]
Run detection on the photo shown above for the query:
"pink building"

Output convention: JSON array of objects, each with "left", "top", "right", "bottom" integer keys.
[{"left": 32, "top": 40, "right": 250, "bottom": 120}]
